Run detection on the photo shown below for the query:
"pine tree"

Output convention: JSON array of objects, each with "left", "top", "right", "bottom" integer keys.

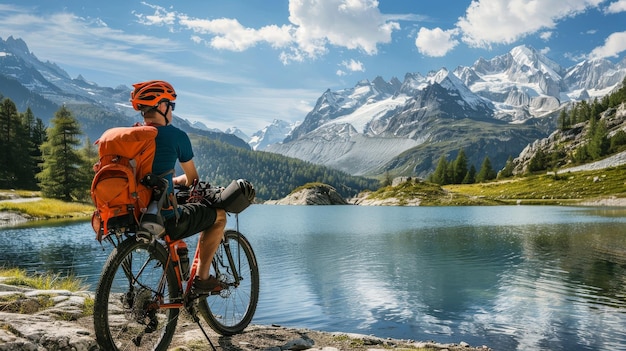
[
  {"left": 463, "top": 165, "right": 476, "bottom": 184},
  {"left": 0, "top": 98, "right": 30, "bottom": 188},
  {"left": 30, "top": 117, "right": 47, "bottom": 188},
  {"left": 528, "top": 149, "right": 546, "bottom": 172},
  {"left": 476, "top": 156, "right": 496, "bottom": 183},
  {"left": 558, "top": 109, "right": 569, "bottom": 131},
  {"left": 453, "top": 148, "right": 468, "bottom": 184},
  {"left": 610, "top": 129, "right": 626, "bottom": 153},
  {"left": 16, "top": 108, "right": 41, "bottom": 189},
  {"left": 36, "top": 106, "right": 89, "bottom": 201},
  {"left": 587, "top": 118, "right": 609, "bottom": 160},
  {"left": 498, "top": 156, "right": 515, "bottom": 179},
  {"left": 430, "top": 155, "right": 449, "bottom": 185}
]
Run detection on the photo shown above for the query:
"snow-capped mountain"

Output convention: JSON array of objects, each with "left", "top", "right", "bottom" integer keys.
[
  {"left": 0, "top": 36, "right": 251, "bottom": 149},
  {"left": 0, "top": 36, "right": 133, "bottom": 118},
  {"left": 224, "top": 127, "right": 250, "bottom": 143},
  {"left": 268, "top": 45, "right": 626, "bottom": 177},
  {"left": 248, "top": 119, "right": 299, "bottom": 150}
]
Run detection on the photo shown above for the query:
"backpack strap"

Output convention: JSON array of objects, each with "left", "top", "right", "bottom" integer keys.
[
  {"left": 141, "top": 169, "right": 180, "bottom": 224},
  {"left": 160, "top": 169, "right": 180, "bottom": 224}
]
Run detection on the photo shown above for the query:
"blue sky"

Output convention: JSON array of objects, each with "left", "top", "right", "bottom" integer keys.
[{"left": 1, "top": 0, "right": 625, "bottom": 134}]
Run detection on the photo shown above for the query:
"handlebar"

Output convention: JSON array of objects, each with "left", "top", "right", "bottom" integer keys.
[
  {"left": 174, "top": 181, "right": 222, "bottom": 205},
  {"left": 175, "top": 178, "right": 255, "bottom": 213}
]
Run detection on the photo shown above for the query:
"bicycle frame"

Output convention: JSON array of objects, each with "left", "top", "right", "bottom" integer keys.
[
  {"left": 155, "top": 234, "right": 206, "bottom": 310},
  {"left": 154, "top": 233, "right": 244, "bottom": 306}
]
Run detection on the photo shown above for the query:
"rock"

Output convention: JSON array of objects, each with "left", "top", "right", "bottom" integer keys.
[
  {"left": 511, "top": 102, "right": 626, "bottom": 175},
  {"left": 0, "top": 312, "right": 97, "bottom": 351},
  {"left": 0, "top": 280, "right": 491, "bottom": 351},
  {"left": 0, "top": 211, "right": 30, "bottom": 227},
  {"left": 266, "top": 184, "right": 348, "bottom": 205},
  {"left": 282, "top": 337, "right": 315, "bottom": 350}
]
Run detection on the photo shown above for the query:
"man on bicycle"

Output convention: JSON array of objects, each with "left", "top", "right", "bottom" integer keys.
[{"left": 130, "top": 80, "right": 226, "bottom": 295}]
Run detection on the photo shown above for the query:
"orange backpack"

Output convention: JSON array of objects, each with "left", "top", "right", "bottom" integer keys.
[{"left": 91, "top": 125, "right": 158, "bottom": 241}]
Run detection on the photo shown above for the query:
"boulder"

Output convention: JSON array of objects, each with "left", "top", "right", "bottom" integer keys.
[{"left": 266, "top": 184, "right": 348, "bottom": 205}]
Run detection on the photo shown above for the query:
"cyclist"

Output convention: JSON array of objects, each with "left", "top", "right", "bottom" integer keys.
[{"left": 130, "top": 80, "right": 226, "bottom": 295}]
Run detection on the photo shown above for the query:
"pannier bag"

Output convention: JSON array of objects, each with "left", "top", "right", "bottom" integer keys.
[{"left": 211, "top": 179, "right": 256, "bottom": 213}]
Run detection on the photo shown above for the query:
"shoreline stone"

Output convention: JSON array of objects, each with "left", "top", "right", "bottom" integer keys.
[{"left": 0, "top": 280, "right": 491, "bottom": 351}]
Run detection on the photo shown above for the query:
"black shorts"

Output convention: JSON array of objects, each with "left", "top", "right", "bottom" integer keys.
[{"left": 164, "top": 202, "right": 218, "bottom": 241}]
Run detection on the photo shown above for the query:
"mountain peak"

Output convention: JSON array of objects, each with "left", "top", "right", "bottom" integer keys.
[
  {"left": 249, "top": 119, "right": 298, "bottom": 150},
  {"left": 4, "top": 36, "right": 30, "bottom": 55},
  {"left": 508, "top": 44, "right": 562, "bottom": 79}
]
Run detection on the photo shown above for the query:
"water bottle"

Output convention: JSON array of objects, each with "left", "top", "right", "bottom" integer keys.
[
  {"left": 140, "top": 199, "right": 165, "bottom": 237},
  {"left": 177, "top": 242, "right": 190, "bottom": 281}
]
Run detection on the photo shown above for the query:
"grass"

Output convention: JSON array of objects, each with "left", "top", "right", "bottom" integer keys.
[
  {"left": 0, "top": 189, "right": 40, "bottom": 200},
  {"left": 291, "top": 182, "right": 333, "bottom": 194},
  {"left": 0, "top": 267, "right": 88, "bottom": 291},
  {"left": 361, "top": 165, "right": 626, "bottom": 206},
  {"left": 366, "top": 179, "right": 503, "bottom": 206},
  {"left": 0, "top": 267, "right": 94, "bottom": 318},
  {"left": 0, "top": 197, "right": 94, "bottom": 220},
  {"left": 445, "top": 165, "right": 626, "bottom": 205}
]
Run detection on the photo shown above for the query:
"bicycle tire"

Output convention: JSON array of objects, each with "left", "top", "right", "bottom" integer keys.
[
  {"left": 198, "top": 230, "right": 259, "bottom": 335},
  {"left": 93, "top": 237, "right": 181, "bottom": 351}
]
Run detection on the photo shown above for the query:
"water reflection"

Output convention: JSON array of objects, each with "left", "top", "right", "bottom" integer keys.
[
  {"left": 1, "top": 206, "right": 625, "bottom": 351},
  {"left": 0, "top": 220, "right": 108, "bottom": 282}
]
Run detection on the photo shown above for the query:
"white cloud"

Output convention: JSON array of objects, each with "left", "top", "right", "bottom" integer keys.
[
  {"left": 341, "top": 59, "right": 365, "bottom": 72},
  {"left": 178, "top": 16, "right": 294, "bottom": 52},
  {"left": 456, "top": 0, "right": 604, "bottom": 48},
  {"left": 336, "top": 59, "right": 365, "bottom": 76},
  {"left": 605, "top": 0, "right": 626, "bottom": 13},
  {"left": 134, "top": 3, "right": 176, "bottom": 28},
  {"left": 0, "top": 8, "right": 244, "bottom": 87},
  {"left": 589, "top": 31, "right": 626, "bottom": 59},
  {"left": 136, "top": 0, "right": 401, "bottom": 63},
  {"left": 539, "top": 31, "right": 553, "bottom": 41},
  {"left": 287, "top": 0, "right": 400, "bottom": 60},
  {"left": 415, "top": 27, "right": 459, "bottom": 57}
]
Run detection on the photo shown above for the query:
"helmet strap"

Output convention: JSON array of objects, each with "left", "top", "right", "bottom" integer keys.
[
  {"left": 153, "top": 102, "right": 171, "bottom": 125},
  {"left": 157, "top": 106, "right": 170, "bottom": 126},
  {"left": 140, "top": 104, "right": 170, "bottom": 126}
]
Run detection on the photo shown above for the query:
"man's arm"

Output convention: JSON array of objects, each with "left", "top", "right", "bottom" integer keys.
[{"left": 175, "top": 159, "right": 200, "bottom": 186}]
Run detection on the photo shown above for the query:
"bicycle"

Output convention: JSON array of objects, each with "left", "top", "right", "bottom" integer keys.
[{"left": 93, "top": 180, "right": 259, "bottom": 351}]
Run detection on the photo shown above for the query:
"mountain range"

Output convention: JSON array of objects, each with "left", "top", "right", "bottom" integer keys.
[
  {"left": 0, "top": 36, "right": 250, "bottom": 149},
  {"left": 267, "top": 45, "right": 626, "bottom": 177},
  {"left": 1, "top": 35, "right": 625, "bottom": 180}
]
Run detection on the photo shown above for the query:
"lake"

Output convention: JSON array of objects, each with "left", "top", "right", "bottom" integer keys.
[{"left": 1, "top": 205, "right": 625, "bottom": 351}]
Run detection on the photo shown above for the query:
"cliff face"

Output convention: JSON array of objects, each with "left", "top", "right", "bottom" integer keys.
[
  {"left": 266, "top": 184, "right": 348, "bottom": 205},
  {"left": 512, "top": 103, "right": 626, "bottom": 175}
]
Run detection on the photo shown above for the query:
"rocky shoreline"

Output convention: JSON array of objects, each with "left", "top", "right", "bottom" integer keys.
[{"left": 0, "top": 278, "right": 491, "bottom": 351}]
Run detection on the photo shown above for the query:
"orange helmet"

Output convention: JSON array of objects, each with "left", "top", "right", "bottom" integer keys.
[{"left": 130, "top": 80, "right": 177, "bottom": 111}]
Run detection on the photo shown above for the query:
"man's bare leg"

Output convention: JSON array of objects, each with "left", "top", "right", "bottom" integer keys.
[{"left": 197, "top": 209, "right": 227, "bottom": 280}]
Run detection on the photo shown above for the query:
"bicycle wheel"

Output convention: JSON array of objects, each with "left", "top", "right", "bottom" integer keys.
[
  {"left": 94, "top": 237, "right": 181, "bottom": 351},
  {"left": 198, "top": 230, "right": 259, "bottom": 335}
]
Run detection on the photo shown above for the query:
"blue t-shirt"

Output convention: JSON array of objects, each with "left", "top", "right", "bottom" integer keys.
[{"left": 152, "top": 125, "right": 194, "bottom": 216}]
